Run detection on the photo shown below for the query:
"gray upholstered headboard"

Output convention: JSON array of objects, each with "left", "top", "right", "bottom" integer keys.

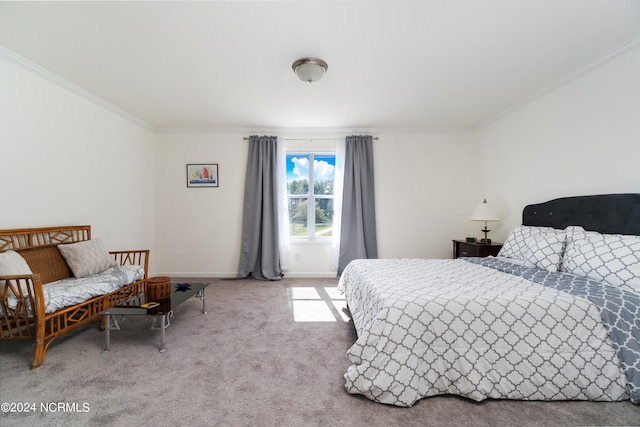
[{"left": 522, "top": 193, "right": 640, "bottom": 236}]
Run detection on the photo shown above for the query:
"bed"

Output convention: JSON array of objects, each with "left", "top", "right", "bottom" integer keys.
[{"left": 338, "top": 194, "right": 640, "bottom": 407}]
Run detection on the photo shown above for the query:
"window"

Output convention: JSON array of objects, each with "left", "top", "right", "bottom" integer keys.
[{"left": 286, "top": 153, "right": 336, "bottom": 240}]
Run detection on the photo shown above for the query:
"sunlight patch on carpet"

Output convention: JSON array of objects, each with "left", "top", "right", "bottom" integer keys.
[{"left": 290, "top": 286, "right": 349, "bottom": 322}]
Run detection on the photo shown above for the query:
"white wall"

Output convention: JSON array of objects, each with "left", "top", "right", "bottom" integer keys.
[
  {"left": 3, "top": 50, "right": 479, "bottom": 280},
  {"left": 4, "top": 42, "right": 638, "bottom": 279},
  {"left": 154, "top": 131, "right": 247, "bottom": 277},
  {"left": 374, "top": 132, "right": 480, "bottom": 259},
  {"left": 476, "top": 45, "right": 640, "bottom": 241},
  {"left": 154, "top": 131, "right": 479, "bottom": 278},
  {"left": 0, "top": 56, "right": 156, "bottom": 270}
]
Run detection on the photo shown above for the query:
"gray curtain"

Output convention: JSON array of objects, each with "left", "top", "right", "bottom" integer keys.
[
  {"left": 237, "top": 135, "right": 282, "bottom": 280},
  {"left": 338, "top": 135, "right": 378, "bottom": 275}
]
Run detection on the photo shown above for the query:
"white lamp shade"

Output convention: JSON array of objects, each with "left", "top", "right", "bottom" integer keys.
[{"left": 470, "top": 199, "right": 500, "bottom": 222}]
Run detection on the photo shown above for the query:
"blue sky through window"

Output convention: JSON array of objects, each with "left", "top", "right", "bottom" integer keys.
[{"left": 286, "top": 154, "right": 335, "bottom": 183}]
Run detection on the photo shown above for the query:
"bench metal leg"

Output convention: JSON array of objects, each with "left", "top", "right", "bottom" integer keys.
[
  {"left": 105, "top": 314, "right": 110, "bottom": 352},
  {"left": 103, "top": 314, "right": 124, "bottom": 352},
  {"left": 150, "top": 312, "right": 173, "bottom": 353},
  {"left": 160, "top": 314, "right": 166, "bottom": 353},
  {"left": 196, "top": 288, "right": 207, "bottom": 314}
]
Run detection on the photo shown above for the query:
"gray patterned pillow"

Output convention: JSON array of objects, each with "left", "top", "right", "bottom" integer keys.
[
  {"left": 564, "top": 225, "right": 588, "bottom": 242},
  {"left": 561, "top": 230, "right": 640, "bottom": 292},
  {"left": 523, "top": 232, "right": 565, "bottom": 272},
  {"left": 58, "top": 238, "right": 118, "bottom": 278},
  {"left": 497, "top": 225, "right": 560, "bottom": 262},
  {"left": 0, "top": 250, "right": 33, "bottom": 295}
]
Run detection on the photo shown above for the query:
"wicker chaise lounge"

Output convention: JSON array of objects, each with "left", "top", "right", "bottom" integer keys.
[{"left": 0, "top": 225, "right": 149, "bottom": 368}]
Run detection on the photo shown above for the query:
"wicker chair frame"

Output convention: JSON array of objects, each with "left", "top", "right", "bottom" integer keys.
[{"left": 0, "top": 225, "right": 149, "bottom": 369}]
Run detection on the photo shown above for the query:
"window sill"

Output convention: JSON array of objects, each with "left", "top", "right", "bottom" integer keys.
[{"left": 289, "top": 239, "right": 333, "bottom": 246}]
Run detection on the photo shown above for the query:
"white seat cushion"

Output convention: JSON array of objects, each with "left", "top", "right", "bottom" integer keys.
[{"left": 6, "top": 265, "right": 144, "bottom": 314}]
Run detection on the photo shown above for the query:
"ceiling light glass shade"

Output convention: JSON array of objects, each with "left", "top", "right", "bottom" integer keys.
[
  {"left": 292, "top": 57, "right": 328, "bottom": 83},
  {"left": 470, "top": 199, "right": 500, "bottom": 222}
]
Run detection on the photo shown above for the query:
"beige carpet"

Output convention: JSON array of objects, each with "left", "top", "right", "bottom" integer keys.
[{"left": 1, "top": 278, "right": 639, "bottom": 426}]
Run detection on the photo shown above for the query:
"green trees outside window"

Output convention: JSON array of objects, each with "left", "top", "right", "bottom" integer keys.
[{"left": 286, "top": 153, "right": 336, "bottom": 239}]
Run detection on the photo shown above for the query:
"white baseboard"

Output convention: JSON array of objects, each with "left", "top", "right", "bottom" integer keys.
[
  {"left": 152, "top": 272, "right": 237, "bottom": 279},
  {"left": 152, "top": 272, "right": 337, "bottom": 279},
  {"left": 283, "top": 272, "right": 338, "bottom": 279}
]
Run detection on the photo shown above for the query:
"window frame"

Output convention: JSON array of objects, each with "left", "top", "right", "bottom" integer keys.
[{"left": 286, "top": 150, "right": 336, "bottom": 241}]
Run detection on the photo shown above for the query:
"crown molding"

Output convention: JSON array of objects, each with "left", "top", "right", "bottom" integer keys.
[
  {"left": 155, "top": 126, "right": 472, "bottom": 135},
  {"left": 5, "top": 32, "right": 638, "bottom": 136},
  {"left": 0, "top": 46, "right": 156, "bottom": 132},
  {"left": 1, "top": 46, "right": 469, "bottom": 136},
  {"left": 472, "top": 34, "right": 640, "bottom": 131}
]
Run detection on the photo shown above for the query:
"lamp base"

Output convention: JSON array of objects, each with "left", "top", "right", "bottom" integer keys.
[{"left": 480, "top": 226, "right": 491, "bottom": 244}]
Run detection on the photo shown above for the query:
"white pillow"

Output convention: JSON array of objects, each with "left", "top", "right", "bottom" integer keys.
[
  {"left": 561, "top": 230, "right": 640, "bottom": 292},
  {"left": 498, "top": 225, "right": 561, "bottom": 262},
  {"left": 0, "top": 250, "right": 33, "bottom": 295},
  {"left": 57, "top": 238, "right": 118, "bottom": 278},
  {"left": 523, "top": 232, "right": 565, "bottom": 272}
]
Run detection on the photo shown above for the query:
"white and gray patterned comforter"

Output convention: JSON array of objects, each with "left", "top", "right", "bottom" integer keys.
[
  {"left": 338, "top": 258, "right": 635, "bottom": 407},
  {"left": 6, "top": 265, "right": 145, "bottom": 315}
]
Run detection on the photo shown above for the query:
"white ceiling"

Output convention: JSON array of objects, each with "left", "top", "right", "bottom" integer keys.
[{"left": 1, "top": 1, "right": 639, "bottom": 132}]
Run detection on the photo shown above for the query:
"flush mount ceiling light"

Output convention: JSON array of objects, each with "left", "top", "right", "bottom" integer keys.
[{"left": 292, "top": 57, "right": 328, "bottom": 83}]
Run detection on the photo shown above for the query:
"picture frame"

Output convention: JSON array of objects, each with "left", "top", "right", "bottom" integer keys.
[{"left": 186, "top": 164, "right": 219, "bottom": 188}]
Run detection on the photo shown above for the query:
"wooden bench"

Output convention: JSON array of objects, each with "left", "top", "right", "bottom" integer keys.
[{"left": 0, "top": 225, "right": 149, "bottom": 368}]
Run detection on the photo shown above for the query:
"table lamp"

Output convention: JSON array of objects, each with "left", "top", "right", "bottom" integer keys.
[{"left": 470, "top": 199, "right": 500, "bottom": 243}]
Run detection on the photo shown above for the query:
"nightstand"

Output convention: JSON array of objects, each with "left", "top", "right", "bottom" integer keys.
[{"left": 452, "top": 240, "right": 502, "bottom": 259}]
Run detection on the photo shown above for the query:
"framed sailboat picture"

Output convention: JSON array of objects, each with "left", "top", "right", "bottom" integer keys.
[{"left": 186, "top": 164, "right": 219, "bottom": 188}]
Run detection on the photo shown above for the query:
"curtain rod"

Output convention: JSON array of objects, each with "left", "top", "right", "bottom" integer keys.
[{"left": 243, "top": 137, "right": 378, "bottom": 141}]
